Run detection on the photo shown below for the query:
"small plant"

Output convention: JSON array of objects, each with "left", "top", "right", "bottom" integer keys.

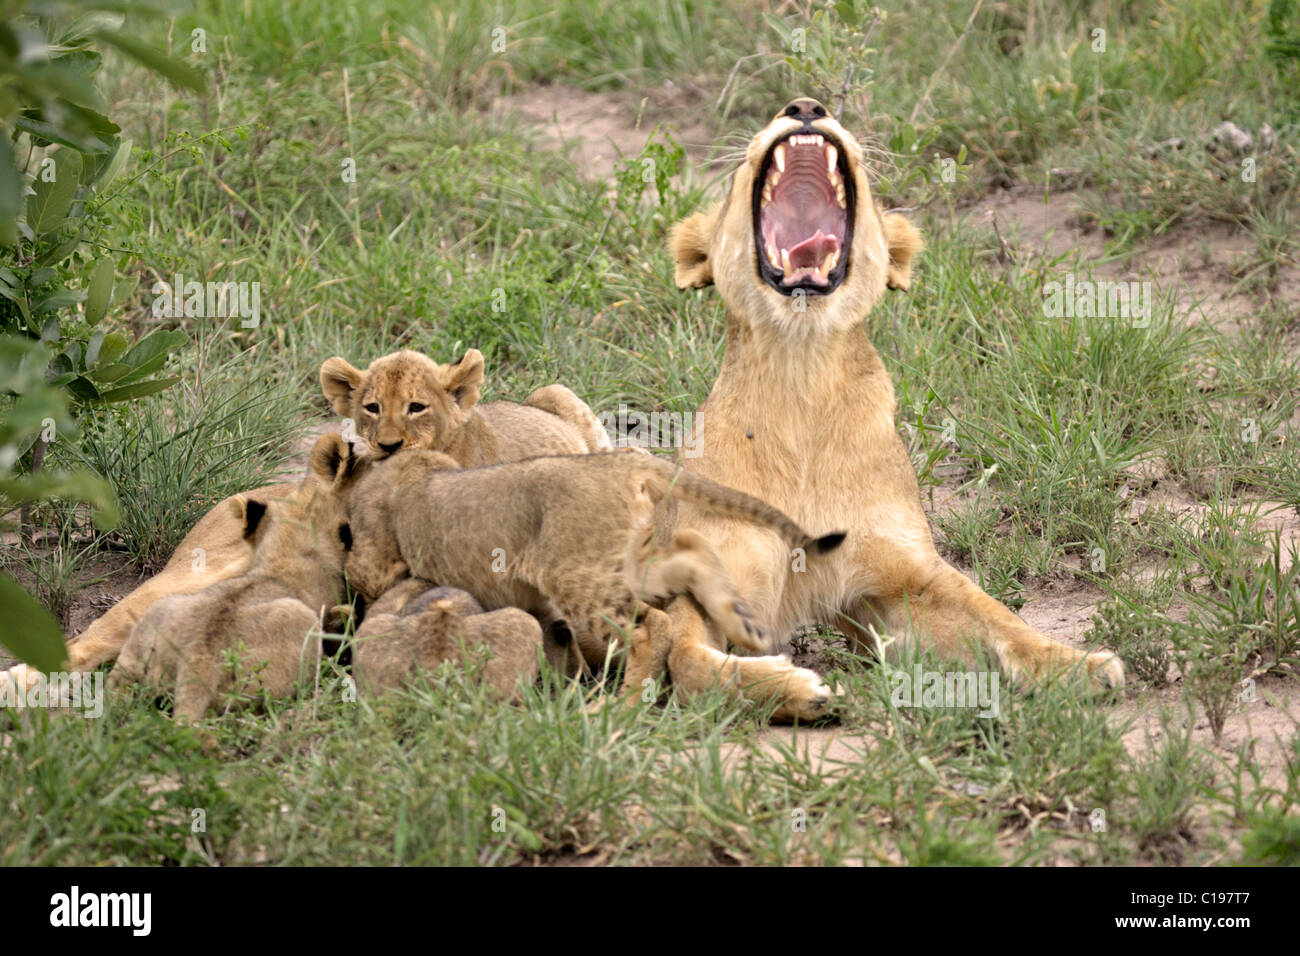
[{"left": 1089, "top": 598, "right": 1173, "bottom": 687}]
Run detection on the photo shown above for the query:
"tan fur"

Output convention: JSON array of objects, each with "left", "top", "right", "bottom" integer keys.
[
  {"left": 108, "top": 467, "right": 352, "bottom": 721},
  {"left": 661, "top": 99, "right": 1124, "bottom": 721},
  {"left": 352, "top": 580, "right": 543, "bottom": 700},
  {"left": 331, "top": 441, "right": 844, "bottom": 699},
  {"left": 1, "top": 349, "right": 608, "bottom": 697},
  {"left": 319, "top": 348, "right": 610, "bottom": 464}
]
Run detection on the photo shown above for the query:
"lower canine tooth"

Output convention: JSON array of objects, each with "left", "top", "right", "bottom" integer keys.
[{"left": 823, "top": 251, "right": 839, "bottom": 274}]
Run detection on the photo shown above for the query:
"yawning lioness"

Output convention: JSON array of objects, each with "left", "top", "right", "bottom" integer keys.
[{"left": 662, "top": 98, "right": 1124, "bottom": 720}]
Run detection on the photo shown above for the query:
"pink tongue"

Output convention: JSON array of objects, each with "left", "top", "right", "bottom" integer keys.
[{"left": 787, "top": 230, "right": 839, "bottom": 269}]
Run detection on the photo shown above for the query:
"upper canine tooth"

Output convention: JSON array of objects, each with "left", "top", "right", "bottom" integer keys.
[
  {"left": 774, "top": 144, "right": 786, "bottom": 173},
  {"left": 780, "top": 248, "right": 792, "bottom": 274},
  {"left": 767, "top": 244, "right": 780, "bottom": 269},
  {"left": 826, "top": 144, "right": 838, "bottom": 175}
]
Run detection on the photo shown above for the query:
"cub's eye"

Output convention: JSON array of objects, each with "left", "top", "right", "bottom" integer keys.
[
  {"left": 363, "top": 403, "right": 379, "bottom": 414},
  {"left": 408, "top": 402, "right": 426, "bottom": 414}
]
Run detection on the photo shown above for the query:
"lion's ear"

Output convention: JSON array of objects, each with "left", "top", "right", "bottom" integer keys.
[
  {"left": 310, "top": 432, "right": 361, "bottom": 488},
  {"left": 320, "top": 357, "right": 364, "bottom": 416},
  {"left": 882, "top": 213, "right": 923, "bottom": 291},
  {"left": 229, "top": 495, "right": 268, "bottom": 541},
  {"left": 445, "top": 348, "right": 484, "bottom": 409},
  {"left": 669, "top": 205, "right": 720, "bottom": 289}
]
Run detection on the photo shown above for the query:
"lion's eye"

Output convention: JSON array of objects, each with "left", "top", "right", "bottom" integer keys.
[
  {"left": 408, "top": 402, "right": 426, "bottom": 414},
  {"left": 364, "top": 402, "right": 379, "bottom": 414}
]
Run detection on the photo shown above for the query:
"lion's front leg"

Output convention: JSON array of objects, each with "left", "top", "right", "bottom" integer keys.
[{"left": 849, "top": 553, "right": 1124, "bottom": 691}]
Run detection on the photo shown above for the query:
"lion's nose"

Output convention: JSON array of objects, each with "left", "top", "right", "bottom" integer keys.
[
  {"left": 378, "top": 439, "right": 404, "bottom": 455},
  {"left": 783, "top": 98, "right": 829, "bottom": 123}
]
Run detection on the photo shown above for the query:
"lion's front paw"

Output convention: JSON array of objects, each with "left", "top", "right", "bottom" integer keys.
[
  {"left": 1085, "top": 651, "right": 1125, "bottom": 691},
  {"left": 771, "top": 666, "right": 837, "bottom": 722}
]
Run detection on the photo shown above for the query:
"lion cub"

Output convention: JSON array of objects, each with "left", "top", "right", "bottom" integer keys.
[
  {"left": 320, "top": 348, "right": 611, "bottom": 464},
  {"left": 335, "top": 441, "right": 845, "bottom": 695},
  {"left": 110, "top": 442, "right": 354, "bottom": 721},
  {"left": 353, "top": 579, "right": 543, "bottom": 701}
]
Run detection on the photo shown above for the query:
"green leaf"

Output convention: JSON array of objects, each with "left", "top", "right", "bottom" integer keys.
[
  {"left": 0, "top": 574, "right": 68, "bottom": 673},
  {"left": 26, "top": 150, "right": 83, "bottom": 235},
  {"left": 93, "top": 331, "right": 128, "bottom": 368},
  {"left": 12, "top": 113, "right": 109, "bottom": 153},
  {"left": 84, "top": 136, "right": 131, "bottom": 189},
  {"left": 95, "top": 30, "right": 205, "bottom": 94},
  {"left": 87, "top": 361, "right": 131, "bottom": 383},
  {"left": 95, "top": 376, "right": 179, "bottom": 403},
  {"left": 32, "top": 288, "right": 83, "bottom": 314},
  {"left": 0, "top": 469, "right": 119, "bottom": 530},
  {"left": 120, "top": 327, "right": 187, "bottom": 371},
  {"left": 0, "top": 136, "right": 19, "bottom": 247},
  {"left": 84, "top": 256, "right": 114, "bottom": 325}
]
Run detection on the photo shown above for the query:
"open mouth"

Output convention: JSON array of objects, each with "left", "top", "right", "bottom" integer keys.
[{"left": 753, "top": 130, "right": 854, "bottom": 295}]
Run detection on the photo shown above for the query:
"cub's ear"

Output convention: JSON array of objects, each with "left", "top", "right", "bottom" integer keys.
[
  {"left": 311, "top": 432, "right": 361, "bottom": 489},
  {"left": 882, "top": 213, "right": 923, "bottom": 291},
  {"left": 445, "top": 348, "right": 484, "bottom": 409},
  {"left": 320, "top": 357, "right": 364, "bottom": 416},
  {"left": 229, "top": 494, "right": 268, "bottom": 541},
  {"left": 668, "top": 204, "right": 720, "bottom": 289}
]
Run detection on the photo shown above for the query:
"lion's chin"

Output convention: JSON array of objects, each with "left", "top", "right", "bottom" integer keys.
[{"left": 752, "top": 128, "right": 855, "bottom": 296}]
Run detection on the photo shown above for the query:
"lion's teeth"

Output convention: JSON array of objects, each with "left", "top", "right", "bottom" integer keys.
[
  {"left": 826, "top": 144, "right": 837, "bottom": 175},
  {"left": 767, "top": 244, "right": 780, "bottom": 269},
  {"left": 762, "top": 182, "right": 772, "bottom": 207},
  {"left": 769, "top": 169, "right": 781, "bottom": 189},
  {"left": 835, "top": 182, "right": 846, "bottom": 208},
  {"left": 823, "top": 250, "right": 839, "bottom": 274},
  {"left": 773, "top": 144, "right": 786, "bottom": 173},
  {"left": 780, "top": 248, "right": 792, "bottom": 274}
]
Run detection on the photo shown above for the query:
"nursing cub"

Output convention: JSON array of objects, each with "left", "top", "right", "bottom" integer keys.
[{"left": 333, "top": 439, "right": 845, "bottom": 697}]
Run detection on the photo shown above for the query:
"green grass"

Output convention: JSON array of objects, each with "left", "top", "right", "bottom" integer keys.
[{"left": 4, "top": 0, "right": 1299, "bottom": 864}]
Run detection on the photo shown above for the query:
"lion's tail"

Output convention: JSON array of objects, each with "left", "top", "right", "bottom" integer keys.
[{"left": 641, "top": 459, "right": 845, "bottom": 556}]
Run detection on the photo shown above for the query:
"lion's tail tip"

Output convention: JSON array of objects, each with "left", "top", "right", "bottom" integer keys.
[{"left": 806, "top": 531, "right": 847, "bottom": 555}]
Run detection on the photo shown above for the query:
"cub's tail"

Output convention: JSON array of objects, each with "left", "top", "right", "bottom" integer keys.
[{"left": 641, "top": 459, "right": 845, "bottom": 556}]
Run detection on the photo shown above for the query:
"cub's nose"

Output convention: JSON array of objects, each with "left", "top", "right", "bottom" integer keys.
[
  {"left": 378, "top": 440, "right": 404, "bottom": 455},
  {"left": 782, "top": 98, "right": 829, "bottom": 124}
]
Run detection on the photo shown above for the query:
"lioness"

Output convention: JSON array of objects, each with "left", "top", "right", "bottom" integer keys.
[
  {"left": 661, "top": 98, "right": 1124, "bottom": 720},
  {"left": 0, "top": 349, "right": 608, "bottom": 696},
  {"left": 352, "top": 579, "right": 543, "bottom": 701},
  {"left": 339, "top": 441, "right": 845, "bottom": 696},
  {"left": 109, "top": 439, "right": 354, "bottom": 720}
]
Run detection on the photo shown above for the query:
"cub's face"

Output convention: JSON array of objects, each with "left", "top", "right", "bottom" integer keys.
[
  {"left": 319, "top": 349, "right": 486, "bottom": 460},
  {"left": 669, "top": 98, "right": 922, "bottom": 339}
]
